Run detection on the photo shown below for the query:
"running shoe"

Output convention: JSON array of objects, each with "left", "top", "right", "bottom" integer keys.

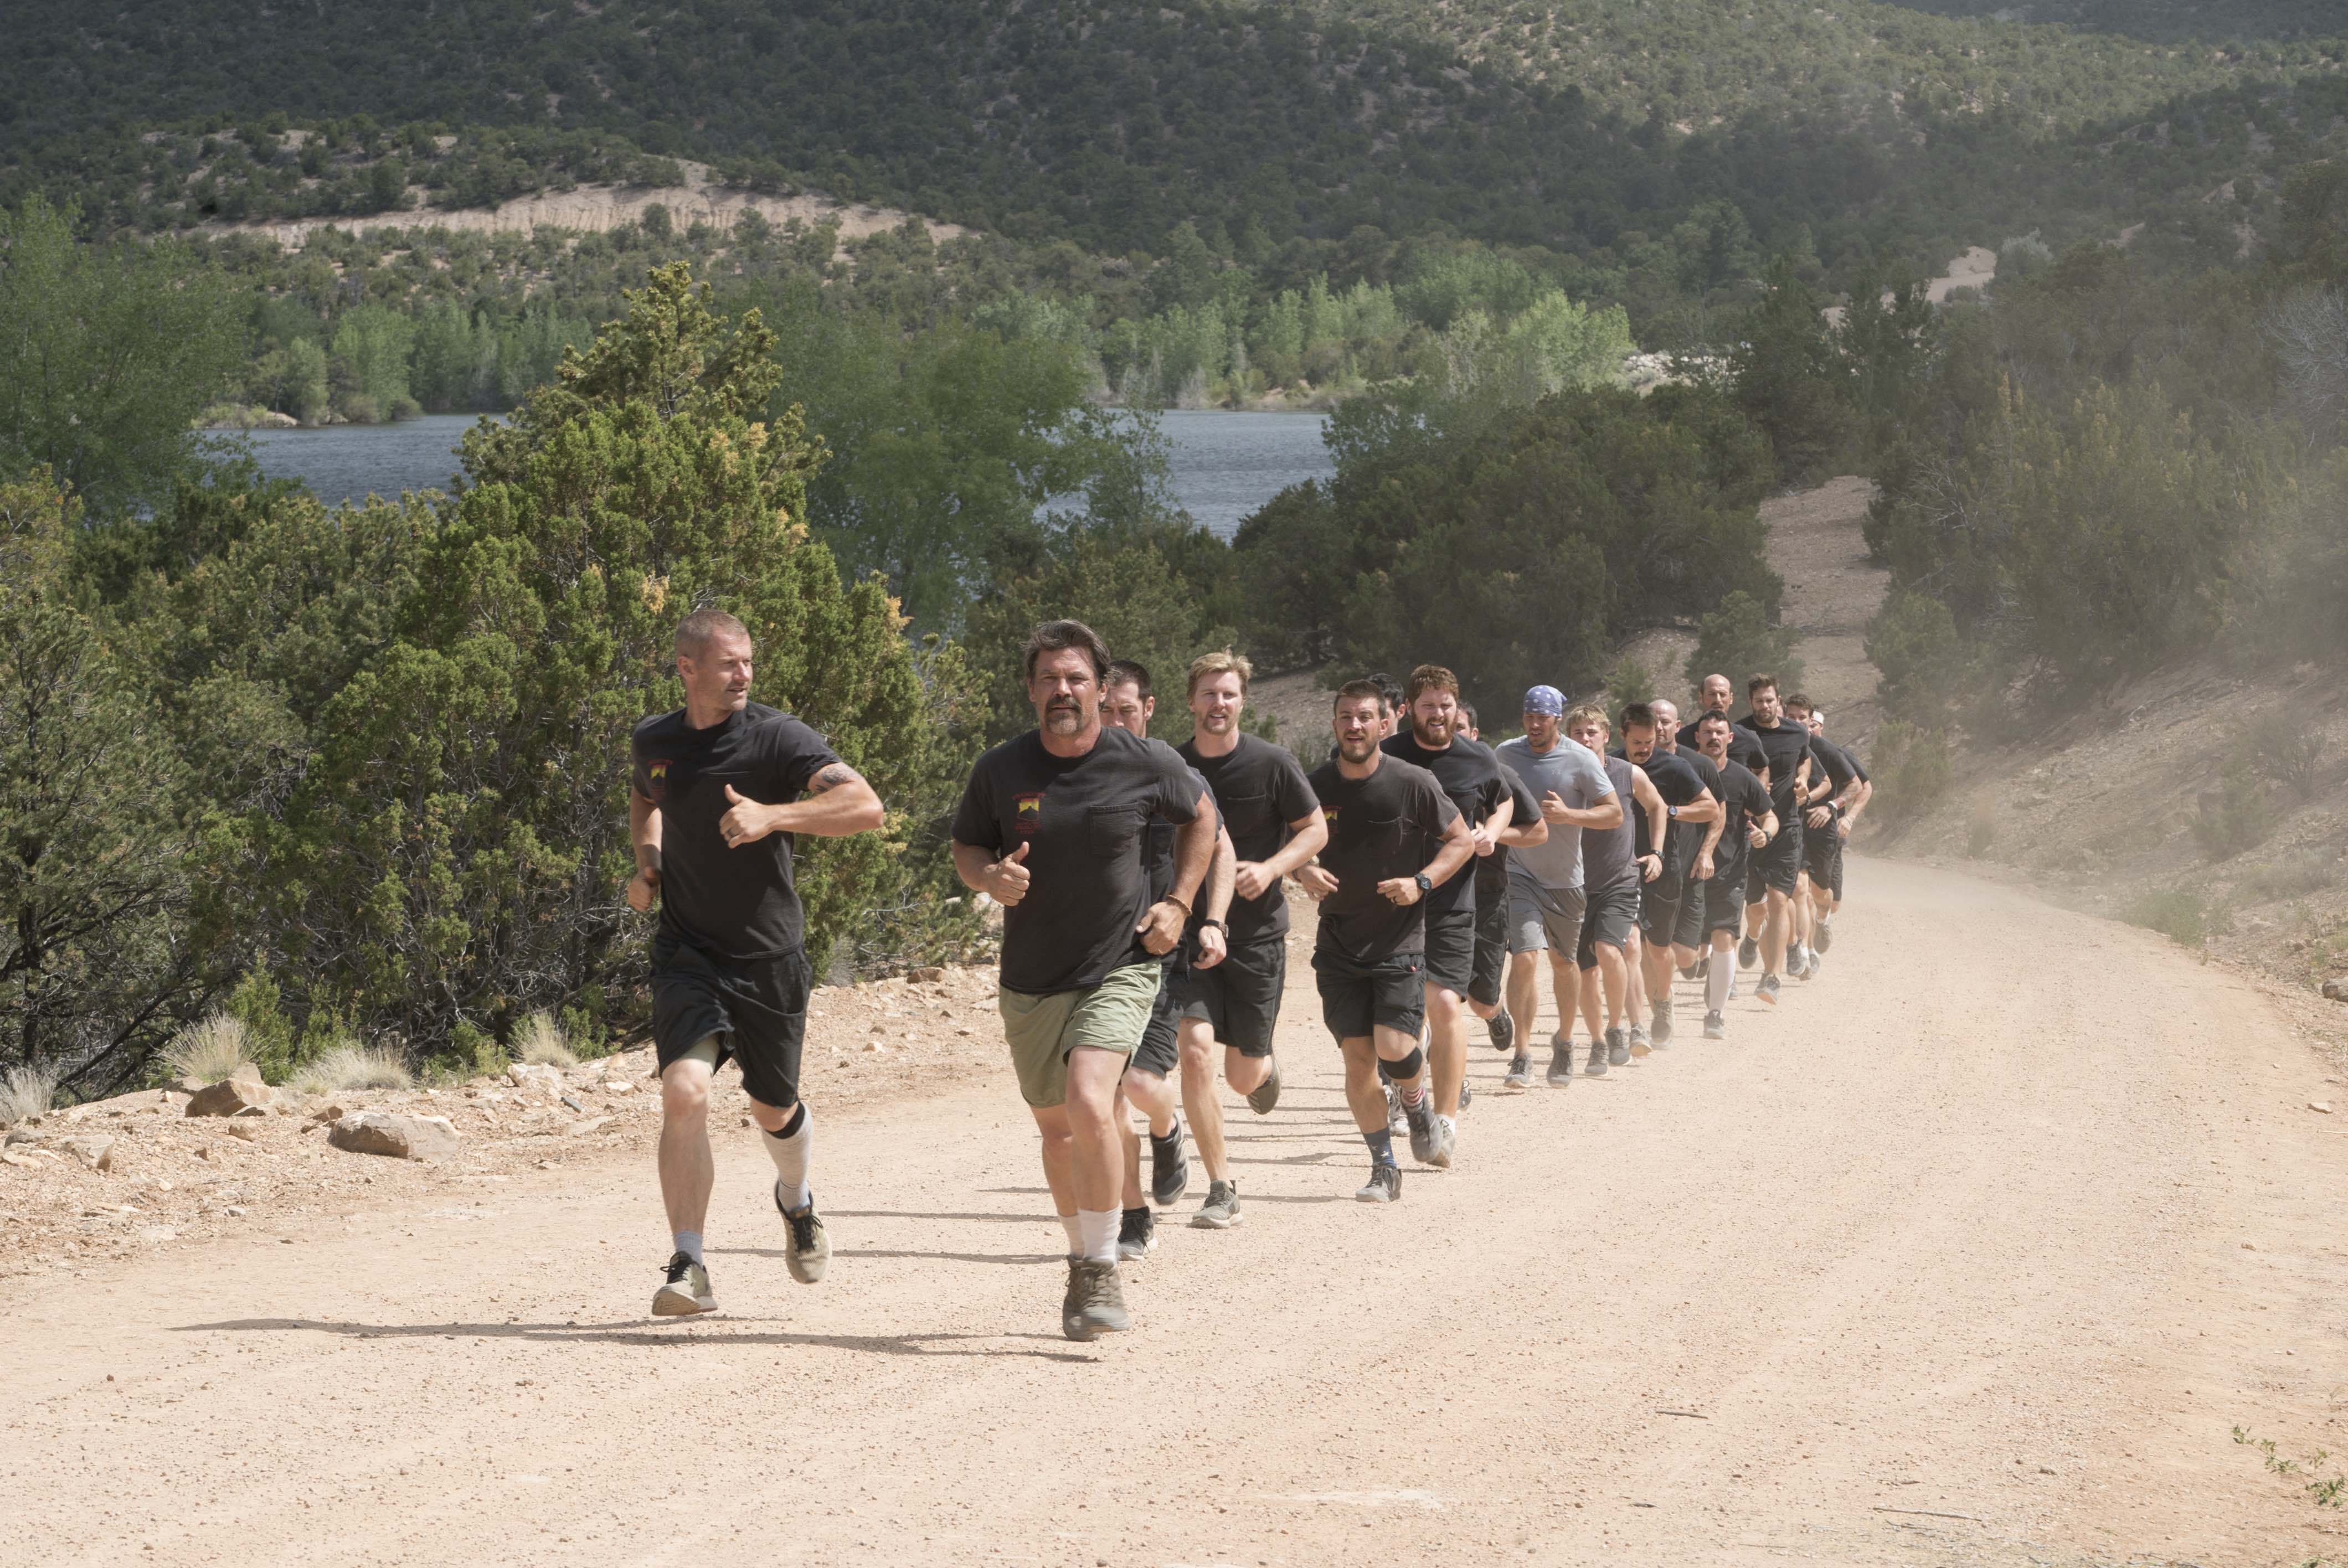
[
  {"left": 1814, "top": 916, "right": 1834, "bottom": 953},
  {"left": 652, "top": 1252, "right": 716, "bottom": 1317},
  {"left": 1548, "top": 1036, "right": 1575, "bottom": 1085},
  {"left": 1458, "top": 1078, "right": 1473, "bottom": 1111},
  {"left": 1585, "top": 1035, "right": 1609, "bottom": 1077},
  {"left": 1502, "top": 1053, "right": 1534, "bottom": 1091},
  {"left": 1804, "top": 946, "right": 1824, "bottom": 978},
  {"left": 1245, "top": 1056, "right": 1282, "bottom": 1116},
  {"left": 1629, "top": 1023, "right": 1655, "bottom": 1057},
  {"left": 1702, "top": 1010, "right": 1726, "bottom": 1040},
  {"left": 1676, "top": 963, "right": 1698, "bottom": 982},
  {"left": 1487, "top": 1007, "right": 1514, "bottom": 1053},
  {"left": 1191, "top": 1179, "right": 1243, "bottom": 1229},
  {"left": 1728, "top": 977, "right": 1741, "bottom": 1001},
  {"left": 1117, "top": 1205, "right": 1157, "bottom": 1261},
  {"left": 1404, "top": 1097, "right": 1438, "bottom": 1164},
  {"left": 1693, "top": 953, "right": 1712, "bottom": 981},
  {"left": 1758, "top": 973, "right": 1781, "bottom": 1005},
  {"left": 1355, "top": 1163, "right": 1402, "bottom": 1204},
  {"left": 1149, "top": 1121, "right": 1190, "bottom": 1206},
  {"left": 1062, "top": 1258, "right": 1131, "bottom": 1341},
  {"left": 1787, "top": 943, "right": 1810, "bottom": 980},
  {"left": 1738, "top": 936, "right": 1760, "bottom": 970},
  {"left": 775, "top": 1183, "right": 831, "bottom": 1285},
  {"left": 1385, "top": 1082, "right": 1409, "bottom": 1137},
  {"left": 1608, "top": 1026, "right": 1630, "bottom": 1066},
  {"left": 1428, "top": 1115, "right": 1456, "bottom": 1169},
  {"left": 1651, "top": 994, "right": 1675, "bottom": 1045}
]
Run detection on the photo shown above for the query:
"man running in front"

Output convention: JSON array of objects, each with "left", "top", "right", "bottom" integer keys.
[
  {"left": 951, "top": 621, "right": 1216, "bottom": 1341},
  {"left": 631, "top": 607, "right": 888, "bottom": 1318},
  {"left": 1295, "top": 680, "right": 1474, "bottom": 1202},
  {"left": 1175, "top": 650, "right": 1325, "bottom": 1232}
]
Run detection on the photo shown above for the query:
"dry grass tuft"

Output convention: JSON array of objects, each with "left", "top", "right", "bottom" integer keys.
[
  {"left": 513, "top": 1012, "right": 578, "bottom": 1069},
  {"left": 0, "top": 1062, "right": 61, "bottom": 1126},
  {"left": 291, "top": 1043, "right": 414, "bottom": 1095},
  {"left": 163, "top": 1013, "right": 255, "bottom": 1084}
]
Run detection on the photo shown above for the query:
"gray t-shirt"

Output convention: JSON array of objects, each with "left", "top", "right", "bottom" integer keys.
[
  {"left": 1495, "top": 736, "right": 1616, "bottom": 891},
  {"left": 1580, "top": 755, "right": 1642, "bottom": 893}
]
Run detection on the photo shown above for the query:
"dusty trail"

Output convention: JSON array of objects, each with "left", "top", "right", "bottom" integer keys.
[{"left": 4, "top": 858, "right": 2344, "bottom": 1566}]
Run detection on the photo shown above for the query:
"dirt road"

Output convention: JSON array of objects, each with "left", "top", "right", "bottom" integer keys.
[{"left": 6, "top": 858, "right": 2345, "bottom": 1566}]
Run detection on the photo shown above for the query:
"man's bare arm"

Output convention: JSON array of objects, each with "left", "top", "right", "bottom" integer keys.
[{"left": 720, "top": 761, "right": 885, "bottom": 848}]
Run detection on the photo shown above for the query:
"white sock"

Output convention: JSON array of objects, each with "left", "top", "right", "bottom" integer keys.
[
  {"left": 1059, "top": 1213, "right": 1082, "bottom": 1253},
  {"left": 1707, "top": 953, "right": 1733, "bottom": 1013},
  {"left": 763, "top": 1103, "right": 812, "bottom": 1211},
  {"left": 672, "top": 1231, "right": 703, "bottom": 1265},
  {"left": 1077, "top": 1208, "right": 1120, "bottom": 1265}
]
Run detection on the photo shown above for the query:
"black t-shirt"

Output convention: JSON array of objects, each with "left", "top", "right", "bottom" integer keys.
[
  {"left": 1618, "top": 748, "right": 1708, "bottom": 870},
  {"left": 1305, "top": 754, "right": 1460, "bottom": 963},
  {"left": 1474, "top": 759, "right": 1542, "bottom": 902},
  {"left": 1737, "top": 714, "right": 1815, "bottom": 816},
  {"left": 1144, "top": 759, "right": 1211, "bottom": 903},
  {"left": 951, "top": 726, "right": 1202, "bottom": 995},
  {"left": 1674, "top": 749, "right": 1725, "bottom": 876},
  {"left": 1806, "top": 735, "right": 1859, "bottom": 802},
  {"left": 631, "top": 702, "right": 841, "bottom": 962},
  {"left": 1708, "top": 760, "right": 1772, "bottom": 885},
  {"left": 1679, "top": 713, "right": 1765, "bottom": 774},
  {"left": 1378, "top": 731, "right": 1507, "bottom": 916},
  {"left": 1178, "top": 733, "right": 1320, "bottom": 946}
]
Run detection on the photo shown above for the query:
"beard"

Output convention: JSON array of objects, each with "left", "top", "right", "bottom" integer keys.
[
  {"left": 1337, "top": 735, "right": 1379, "bottom": 762},
  {"left": 1043, "top": 701, "right": 1083, "bottom": 734}
]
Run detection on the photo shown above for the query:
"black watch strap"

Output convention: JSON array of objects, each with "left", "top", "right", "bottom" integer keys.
[{"left": 1413, "top": 871, "right": 1433, "bottom": 894}]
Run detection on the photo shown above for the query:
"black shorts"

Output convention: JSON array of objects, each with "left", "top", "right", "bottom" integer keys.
[
  {"left": 1132, "top": 952, "right": 1183, "bottom": 1078},
  {"left": 651, "top": 931, "right": 811, "bottom": 1110},
  {"left": 1704, "top": 874, "right": 1745, "bottom": 937},
  {"left": 1423, "top": 905, "right": 1476, "bottom": 997},
  {"left": 1576, "top": 882, "right": 1640, "bottom": 971},
  {"left": 1469, "top": 889, "right": 1508, "bottom": 1008},
  {"left": 1671, "top": 870, "right": 1708, "bottom": 951},
  {"left": 1748, "top": 817, "right": 1805, "bottom": 900},
  {"left": 1638, "top": 871, "right": 1683, "bottom": 945},
  {"left": 1829, "top": 848, "right": 1847, "bottom": 901},
  {"left": 1176, "top": 934, "right": 1285, "bottom": 1058},
  {"left": 1312, "top": 949, "right": 1425, "bottom": 1041},
  {"left": 1805, "top": 819, "right": 1843, "bottom": 886}
]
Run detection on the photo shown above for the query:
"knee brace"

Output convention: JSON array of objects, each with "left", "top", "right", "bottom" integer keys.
[{"left": 1382, "top": 1046, "right": 1425, "bottom": 1081}]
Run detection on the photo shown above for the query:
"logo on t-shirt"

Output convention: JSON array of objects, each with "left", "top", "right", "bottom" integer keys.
[
  {"left": 1015, "top": 792, "right": 1044, "bottom": 834},
  {"left": 645, "top": 759, "right": 672, "bottom": 801},
  {"left": 1322, "top": 806, "right": 1338, "bottom": 825}
]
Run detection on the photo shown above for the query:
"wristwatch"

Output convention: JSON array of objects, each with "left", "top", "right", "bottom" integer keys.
[
  {"left": 1413, "top": 872, "right": 1433, "bottom": 895},
  {"left": 1198, "top": 916, "right": 1227, "bottom": 935}
]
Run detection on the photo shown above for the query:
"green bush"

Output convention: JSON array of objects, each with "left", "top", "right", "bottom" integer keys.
[
  {"left": 2240, "top": 710, "right": 2331, "bottom": 799},
  {"left": 1866, "top": 591, "right": 1969, "bottom": 729},
  {"left": 2191, "top": 772, "right": 2282, "bottom": 860},
  {"left": 1867, "top": 720, "right": 1953, "bottom": 829},
  {"left": 2126, "top": 888, "right": 2216, "bottom": 947}
]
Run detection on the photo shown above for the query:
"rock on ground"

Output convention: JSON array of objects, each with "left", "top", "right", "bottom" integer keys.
[{"left": 327, "top": 1112, "right": 461, "bottom": 1162}]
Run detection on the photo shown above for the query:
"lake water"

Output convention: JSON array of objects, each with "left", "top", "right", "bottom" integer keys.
[{"left": 238, "top": 408, "right": 1332, "bottom": 540}]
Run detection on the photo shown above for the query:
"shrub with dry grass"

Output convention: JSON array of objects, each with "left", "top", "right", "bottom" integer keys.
[
  {"left": 512, "top": 1011, "right": 578, "bottom": 1069},
  {"left": 163, "top": 1013, "right": 255, "bottom": 1084},
  {"left": 290, "top": 1042, "right": 414, "bottom": 1096},
  {"left": 0, "top": 1062, "right": 61, "bottom": 1126}
]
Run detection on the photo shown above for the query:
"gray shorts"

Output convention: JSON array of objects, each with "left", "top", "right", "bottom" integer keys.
[{"left": 1507, "top": 879, "right": 1585, "bottom": 957}]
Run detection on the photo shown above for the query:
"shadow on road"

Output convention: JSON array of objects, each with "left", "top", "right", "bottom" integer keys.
[{"left": 173, "top": 1318, "right": 1094, "bottom": 1361}]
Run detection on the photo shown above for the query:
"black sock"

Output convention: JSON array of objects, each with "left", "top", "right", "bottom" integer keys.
[{"left": 1364, "top": 1129, "right": 1396, "bottom": 1166}]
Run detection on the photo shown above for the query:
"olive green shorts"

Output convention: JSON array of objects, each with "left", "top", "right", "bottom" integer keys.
[{"left": 997, "top": 962, "right": 1161, "bottom": 1109}]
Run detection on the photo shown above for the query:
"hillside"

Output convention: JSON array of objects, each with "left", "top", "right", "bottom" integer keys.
[
  {"left": 1891, "top": 0, "right": 2345, "bottom": 44},
  {"left": 4, "top": 0, "right": 2343, "bottom": 276}
]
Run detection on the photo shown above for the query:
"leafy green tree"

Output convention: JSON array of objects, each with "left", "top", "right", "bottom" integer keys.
[
  {"left": 1682, "top": 590, "right": 1805, "bottom": 704},
  {"left": 0, "top": 195, "right": 245, "bottom": 516},
  {"left": 1729, "top": 254, "right": 1855, "bottom": 487},
  {"left": 0, "top": 474, "right": 219, "bottom": 1091},
  {"left": 246, "top": 264, "right": 980, "bottom": 1058}
]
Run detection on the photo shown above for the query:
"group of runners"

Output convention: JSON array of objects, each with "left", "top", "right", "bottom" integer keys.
[{"left": 625, "top": 611, "right": 1872, "bottom": 1342}]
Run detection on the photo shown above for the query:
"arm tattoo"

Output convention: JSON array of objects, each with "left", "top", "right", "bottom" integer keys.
[{"left": 805, "top": 761, "right": 862, "bottom": 795}]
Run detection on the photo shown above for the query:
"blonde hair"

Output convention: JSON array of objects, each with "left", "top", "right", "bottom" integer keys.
[
  {"left": 1564, "top": 703, "right": 1610, "bottom": 734},
  {"left": 1187, "top": 647, "right": 1253, "bottom": 697}
]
